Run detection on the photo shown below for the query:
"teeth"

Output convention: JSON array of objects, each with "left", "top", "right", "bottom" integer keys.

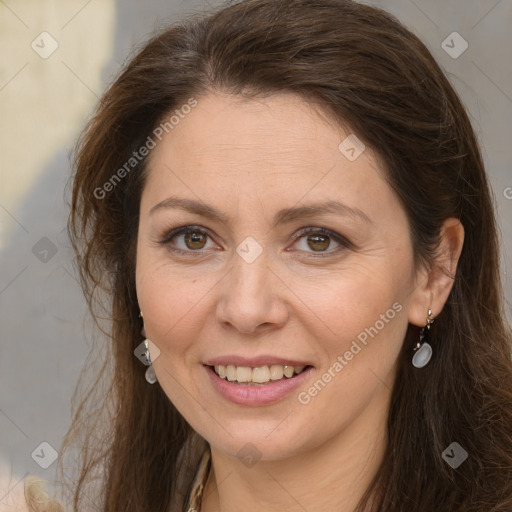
[
  {"left": 236, "top": 366, "right": 252, "bottom": 383},
  {"left": 283, "top": 365, "right": 294, "bottom": 378},
  {"left": 252, "top": 366, "right": 270, "bottom": 383},
  {"left": 213, "top": 364, "right": 307, "bottom": 384},
  {"left": 226, "top": 365, "right": 236, "bottom": 382},
  {"left": 269, "top": 364, "right": 284, "bottom": 380}
]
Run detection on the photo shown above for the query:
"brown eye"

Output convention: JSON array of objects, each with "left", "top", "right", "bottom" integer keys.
[
  {"left": 306, "top": 234, "right": 331, "bottom": 252},
  {"left": 184, "top": 230, "right": 208, "bottom": 250},
  {"left": 160, "top": 226, "right": 215, "bottom": 253},
  {"left": 290, "top": 227, "right": 351, "bottom": 255}
]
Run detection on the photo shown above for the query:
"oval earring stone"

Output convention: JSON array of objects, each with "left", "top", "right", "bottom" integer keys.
[
  {"left": 412, "top": 342, "right": 432, "bottom": 368},
  {"left": 145, "top": 365, "right": 157, "bottom": 384}
]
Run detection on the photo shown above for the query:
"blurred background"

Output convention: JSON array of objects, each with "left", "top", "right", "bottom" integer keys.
[{"left": 1, "top": 0, "right": 511, "bottom": 508}]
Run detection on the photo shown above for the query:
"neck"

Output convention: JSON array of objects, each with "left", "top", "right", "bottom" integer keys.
[{"left": 200, "top": 381, "right": 391, "bottom": 512}]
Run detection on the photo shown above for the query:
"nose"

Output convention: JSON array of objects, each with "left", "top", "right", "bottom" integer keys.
[{"left": 215, "top": 246, "right": 289, "bottom": 335}]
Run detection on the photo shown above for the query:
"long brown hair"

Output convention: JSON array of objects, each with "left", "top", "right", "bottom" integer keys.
[{"left": 63, "top": 0, "right": 512, "bottom": 510}]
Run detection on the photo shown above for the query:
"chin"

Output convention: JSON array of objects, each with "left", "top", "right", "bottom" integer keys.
[{"left": 199, "top": 418, "right": 318, "bottom": 462}]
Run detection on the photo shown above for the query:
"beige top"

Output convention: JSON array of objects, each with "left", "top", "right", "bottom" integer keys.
[{"left": 187, "top": 446, "right": 211, "bottom": 511}]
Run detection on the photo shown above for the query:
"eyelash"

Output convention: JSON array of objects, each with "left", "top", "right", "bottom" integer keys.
[{"left": 158, "top": 225, "right": 352, "bottom": 257}]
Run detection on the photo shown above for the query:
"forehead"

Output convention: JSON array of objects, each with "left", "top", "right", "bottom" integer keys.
[
  {"left": 141, "top": 92, "right": 394, "bottom": 221},
  {"left": 148, "top": 92, "right": 351, "bottom": 172}
]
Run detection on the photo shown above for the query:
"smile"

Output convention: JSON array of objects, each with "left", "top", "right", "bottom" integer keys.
[{"left": 204, "top": 363, "right": 314, "bottom": 406}]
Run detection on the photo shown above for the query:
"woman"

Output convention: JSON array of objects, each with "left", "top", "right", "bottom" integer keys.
[{"left": 18, "top": 0, "right": 512, "bottom": 510}]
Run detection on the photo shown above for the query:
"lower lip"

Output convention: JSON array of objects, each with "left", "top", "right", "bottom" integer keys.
[{"left": 204, "top": 365, "right": 313, "bottom": 406}]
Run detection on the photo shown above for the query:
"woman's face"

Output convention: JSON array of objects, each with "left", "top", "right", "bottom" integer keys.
[{"left": 136, "top": 91, "right": 421, "bottom": 461}]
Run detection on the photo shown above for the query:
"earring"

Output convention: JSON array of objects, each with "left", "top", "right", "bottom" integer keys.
[
  {"left": 412, "top": 308, "right": 434, "bottom": 368},
  {"left": 144, "top": 340, "right": 157, "bottom": 384},
  {"left": 140, "top": 311, "right": 157, "bottom": 384}
]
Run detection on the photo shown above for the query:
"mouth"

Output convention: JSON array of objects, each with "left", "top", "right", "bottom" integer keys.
[{"left": 208, "top": 363, "right": 312, "bottom": 385}]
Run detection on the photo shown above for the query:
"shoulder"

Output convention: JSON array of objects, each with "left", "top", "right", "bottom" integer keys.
[{"left": 0, "top": 465, "right": 64, "bottom": 512}]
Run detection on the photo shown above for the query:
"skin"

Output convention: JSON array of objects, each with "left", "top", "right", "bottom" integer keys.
[{"left": 135, "top": 91, "right": 464, "bottom": 511}]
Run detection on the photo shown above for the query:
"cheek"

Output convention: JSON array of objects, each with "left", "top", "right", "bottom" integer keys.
[
  {"left": 136, "top": 253, "right": 216, "bottom": 356},
  {"left": 136, "top": 257, "right": 211, "bottom": 408},
  {"left": 307, "top": 264, "right": 410, "bottom": 376},
  {"left": 292, "top": 278, "right": 408, "bottom": 437}
]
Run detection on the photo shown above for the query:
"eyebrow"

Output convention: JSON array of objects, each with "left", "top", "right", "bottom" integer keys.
[{"left": 149, "top": 196, "right": 373, "bottom": 227}]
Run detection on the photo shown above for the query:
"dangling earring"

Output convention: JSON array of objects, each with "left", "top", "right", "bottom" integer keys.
[
  {"left": 140, "top": 311, "right": 157, "bottom": 384},
  {"left": 412, "top": 308, "right": 434, "bottom": 368},
  {"left": 144, "top": 340, "right": 157, "bottom": 384}
]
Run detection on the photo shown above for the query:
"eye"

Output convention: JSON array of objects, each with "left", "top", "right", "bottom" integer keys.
[
  {"left": 289, "top": 227, "right": 351, "bottom": 255},
  {"left": 159, "top": 226, "right": 218, "bottom": 254}
]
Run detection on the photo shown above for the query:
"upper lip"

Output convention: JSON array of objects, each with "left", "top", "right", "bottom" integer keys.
[{"left": 204, "top": 356, "right": 312, "bottom": 367}]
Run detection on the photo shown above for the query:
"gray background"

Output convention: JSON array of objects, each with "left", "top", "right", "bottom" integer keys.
[{"left": 1, "top": 0, "right": 511, "bottom": 507}]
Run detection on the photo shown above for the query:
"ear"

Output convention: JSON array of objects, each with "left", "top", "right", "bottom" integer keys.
[{"left": 408, "top": 217, "right": 465, "bottom": 327}]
